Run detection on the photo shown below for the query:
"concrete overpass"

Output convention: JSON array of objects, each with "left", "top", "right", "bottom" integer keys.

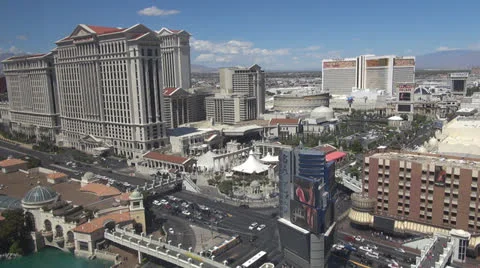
[
  {"left": 104, "top": 227, "right": 230, "bottom": 268},
  {"left": 336, "top": 170, "right": 362, "bottom": 193}
]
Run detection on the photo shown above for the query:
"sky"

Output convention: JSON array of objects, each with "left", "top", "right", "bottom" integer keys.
[{"left": 1, "top": 0, "right": 480, "bottom": 70}]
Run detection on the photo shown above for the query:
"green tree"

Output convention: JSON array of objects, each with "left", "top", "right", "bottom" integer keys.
[
  {"left": 218, "top": 180, "right": 234, "bottom": 196},
  {"left": 350, "top": 140, "right": 364, "bottom": 154},
  {"left": 0, "top": 209, "right": 31, "bottom": 255}
]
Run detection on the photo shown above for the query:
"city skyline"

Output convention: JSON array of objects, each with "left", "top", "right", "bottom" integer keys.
[{"left": 2, "top": 0, "right": 480, "bottom": 70}]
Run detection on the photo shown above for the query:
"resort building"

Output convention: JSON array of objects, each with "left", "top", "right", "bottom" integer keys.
[
  {"left": 157, "top": 28, "right": 191, "bottom": 89},
  {"left": 1, "top": 53, "right": 59, "bottom": 140},
  {"left": 53, "top": 24, "right": 167, "bottom": 158},
  {"left": 351, "top": 150, "right": 480, "bottom": 256}
]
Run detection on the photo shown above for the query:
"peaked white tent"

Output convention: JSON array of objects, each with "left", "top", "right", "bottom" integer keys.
[
  {"left": 260, "top": 152, "right": 279, "bottom": 164},
  {"left": 232, "top": 150, "right": 270, "bottom": 174}
]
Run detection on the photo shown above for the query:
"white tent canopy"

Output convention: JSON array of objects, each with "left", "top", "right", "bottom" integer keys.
[
  {"left": 232, "top": 150, "right": 270, "bottom": 174},
  {"left": 260, "top": 152, "right": 279, "bottom": 163}
]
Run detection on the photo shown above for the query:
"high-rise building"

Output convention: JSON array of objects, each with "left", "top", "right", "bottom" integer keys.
[
  {"left": 157, "top": 28, "right": 191, "bottom": 89},
  {"left": 219, "top": 64, "right": 265, "bottom": 116},
  {"left": 187, "top": 88, "right": 214, "bottom": 123},
  {"left": 449, "top": 72, "right": 469, "bottom": 96},
  {"left": 351, "top": 150, "right": 480, "bottom": 256},
  {"left": 2, "top": 53, "right": 59, "bottom": 140},
  {"left": 322, "top": 55, "right": 415, "bottom": 96},
  {"left": 54, "top": 24, "right": 167, "bottom": 158},
  {"left": 277, "top": 145, "right": 336, "bottom": 268},
  {"left": 205, "top": 94, "right": 257, "bottom": 125},
  {"left": 163, "top": 87, "right": 191, "bottom": 129}
]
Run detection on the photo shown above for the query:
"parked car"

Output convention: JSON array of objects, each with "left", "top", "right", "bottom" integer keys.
[
  {"left": 168, "top": 228, "right": 174, "bottom": 234},
  {"left": 248, "top": 222, "right": 258, "bottom": 230},
  {"left": 182, "top": 210, "right": 191, "bottom": 216},
  {"left": 256, "top": 224, "right": 266, "bottom": 231},
  {"left": 366, "top": 252, "right": 379, "bottom": 259},
  {"left": 359, "top": 246, "right": 373, "bottom": 253}
]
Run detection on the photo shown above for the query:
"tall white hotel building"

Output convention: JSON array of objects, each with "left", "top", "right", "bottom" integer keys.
[
  {"left": 53, "top": 24, "right": 167, "bottom": 158},
  {"left": 2, "top": 53, "right": 59, "bottom": 139},
  {"left": 157, "top": 28, "right": 191, "bottom": 89},
  {"left": 322, "top": 55, "right": 415, "bottom": 96}
]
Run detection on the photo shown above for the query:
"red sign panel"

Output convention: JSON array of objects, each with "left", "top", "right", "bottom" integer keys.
[
  {"left": 394, "top": 59, "right": 415, "bottom": 66},
  {"left": 323, "top": 61, "right": 356, "bottom": 69},
  {"left": 396, "top": 83, "right": 415, "bottom": 93}
]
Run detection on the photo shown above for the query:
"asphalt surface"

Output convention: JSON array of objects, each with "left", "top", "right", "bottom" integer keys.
[
  {"left": 0, "top": 140, "right": 148, "bottom": 186},
  {"left": 168, "top": 191, "right": 283, "bottom": 266},
  {"left": 334, "top": 233, "right": 417, "bottom": 268}
]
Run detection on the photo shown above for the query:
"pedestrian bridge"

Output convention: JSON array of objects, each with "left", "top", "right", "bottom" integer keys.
[
  {"left": 104, "top": 227, "right": 230, "bottom": 268},
  {"left": 336, "top": 170, "right": 362, "bottom": 193}
]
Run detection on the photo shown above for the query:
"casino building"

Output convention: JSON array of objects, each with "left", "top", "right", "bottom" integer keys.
[
  {"left": 277, "top": 145, "right": 337, "bottom": 268},
  {"left": 322, "top": 55, "right": 415, "bottom": 96},
  {"left": 350, "top": 150, "right": 480, "bottom": 257}
]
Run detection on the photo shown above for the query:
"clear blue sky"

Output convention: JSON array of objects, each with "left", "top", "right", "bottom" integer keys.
[{"left": 2, "top": 0, "right": 480, "bottom": 70}]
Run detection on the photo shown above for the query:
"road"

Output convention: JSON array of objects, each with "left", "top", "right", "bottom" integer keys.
[
  {"left": 0, "top": 140, "right": 148, "bottom": 186},
  {"left": 169, "top": 191, "right": 283, "bottom": 266}
]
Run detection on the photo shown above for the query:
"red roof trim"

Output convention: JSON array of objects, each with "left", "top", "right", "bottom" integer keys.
[
  {"left": 163, "top": 87, "right": 181, "bottom": 96},
  {"left": 269, "top": 118, "right": 300, "bottom": 125},
  {"left": 86, "top": 25, "right": 125, "bottom": 35},
  {"left": 326, "top": 151, "right": 347, "bottom": 162},
  {"left": 144, "top": 151, "right": 190, "bottom": 165}
]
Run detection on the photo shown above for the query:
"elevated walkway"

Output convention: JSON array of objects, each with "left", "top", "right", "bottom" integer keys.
[{"left": 104, "top": 227, "right": 230, "bottom": 268}]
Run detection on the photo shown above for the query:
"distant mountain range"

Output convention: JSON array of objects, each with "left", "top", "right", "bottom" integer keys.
[
  {"left": 2, "top": 50, "right": 479, "bottom": 75},
  {"left": 191, "top": 64, "right": 217, "bottom": 73},
  {"left": 415, "top": 50, "right": 480, "bottom": 70}
]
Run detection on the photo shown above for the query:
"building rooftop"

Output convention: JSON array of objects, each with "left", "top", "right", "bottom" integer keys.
[
  {"left": 269, "top": 118, "right": 300, "bottom": 125},
  {"left": 80, "top": 183, "right": 122, "bottom": 197},
  {"left": 46, "top": 172, "right": 68, "bottom": 180},
  {"left": 0, "top": 171, "right": 113, "bottom": 210},
  {"left": 0, "top": 158, "right": 27, "bottom": 168},
  {"left": 367, "top": 151, "right": 480, "bottom": 170},
  {"left": 143, "top": 151, "right": 191, "bottom": 165},
  {"left": 73, "top": 211, "right": 131, "bottom": 234}
]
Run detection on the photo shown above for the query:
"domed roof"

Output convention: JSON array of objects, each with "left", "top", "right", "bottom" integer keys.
[
  {"left": 22, "top": 185, "right": 58, "bottom": 205},
  {"left": 130, "top": 188, "right": 143, "bottom": 200},
  {"left": 250, "top": 180, "right": 260, "bottom": 187},
  {"left": 310, "top": 106, "right": 334, "bottom": 120}
]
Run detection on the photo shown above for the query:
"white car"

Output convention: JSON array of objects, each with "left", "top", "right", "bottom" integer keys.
[
  {"left": 256, "top": 224, "right": 266, "bottom": 231},
  {"left": 159, "top": 199, "right": 168, "bottom": 205},
  {"left": 359, "top": 246, "right": 373, "bottom": 253},
  {"left": 395, "top": 248, "right": 405, "bottom": 253},
  {"left": 248, "top": 222, "right": 258, "bottom": 230},
  {"left": 153, "top": 200, "right": 160, "bottom": 206},
  {"left": 366, "top": 252, "right": 379, "bottom": 259},
  {"left": 182, "top": 210, "right": 191, "bottom": 216},
  {"left": 367, "top": 244, "right": 378, "bottom": 250},
  {"left": 168, "top": 228, "right": 174, "bottom": 235},
  {"left": 355, "top": 236, "right": 365, "bottom": 242}
]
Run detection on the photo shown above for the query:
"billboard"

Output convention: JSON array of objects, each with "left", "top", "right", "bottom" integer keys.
[
  {"left": 434, "top": 166, "right": 446, "bottom": 187},
  {"left": 293, "top": 176, "right": 321, "bottom": 208},
  {"left": 290, "top": 199, "right": 319, "bottom": 234},
  {"left": 323, "top": 61, "right": 356, "bottom": 69},
  {"left": 394, "top": 58, "right": 415, "bottom": 66},
  {"left": 396, "top": 83, "right": 415, "bottom": 93},
  {"left": 366, "top": 58, "right": 389, "bottom": 67},
  {"left": 373, "top": 216, "right": 395, "bottom": 233},
  {"left": 399, "top": 92, "right": 412, "bottom": 101},
  {"left": 277, "top": 220, "right": 310, "bottom": 261},
  {"left": 450, "top": 72, "right": 469, "bottom": 78},
  {"left": 397, "top": 104, "right": 412, "bottom": 113},
  {"left": 452, "top": 80, "right": 466, "bottom": 92}
]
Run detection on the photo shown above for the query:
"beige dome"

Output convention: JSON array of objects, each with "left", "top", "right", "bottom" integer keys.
[{"left": 310, "top": 106, "right": 334, "bottom": 120}]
